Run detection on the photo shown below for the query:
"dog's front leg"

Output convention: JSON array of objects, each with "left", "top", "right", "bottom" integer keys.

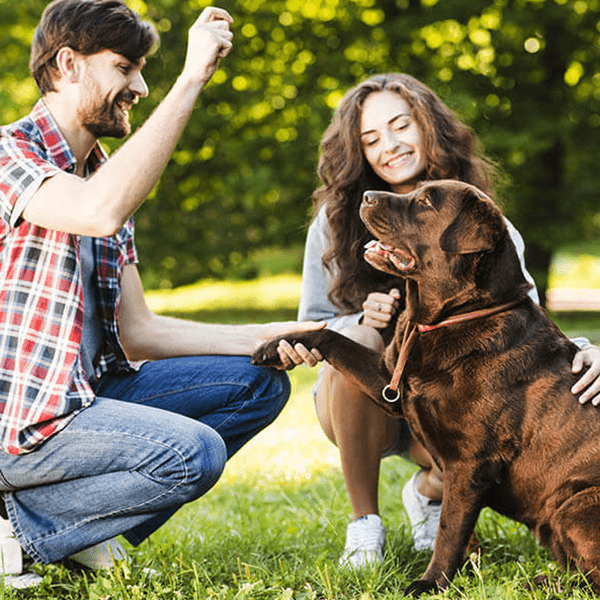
[
  {"left": 251, "top": 329, "right": 390, "bottom": 401},
  {"left": 404, "top": 468, "right": 483, "bottom": 597}
]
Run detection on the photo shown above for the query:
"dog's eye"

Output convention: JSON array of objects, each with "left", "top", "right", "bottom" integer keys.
[{"left": 420, "top": 194, "right": 434, "bottom": 207}]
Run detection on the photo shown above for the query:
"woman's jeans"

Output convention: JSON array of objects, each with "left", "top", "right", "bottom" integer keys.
[{"left": 0, "top": 356, "right": 289, "bottom": 564}]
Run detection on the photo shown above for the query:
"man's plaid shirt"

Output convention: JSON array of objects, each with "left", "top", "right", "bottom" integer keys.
[{"left": 0, "top": 100, "right": 139, "bottom": 455}]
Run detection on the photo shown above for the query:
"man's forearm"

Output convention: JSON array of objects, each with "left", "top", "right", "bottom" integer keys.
[
  {"left": 87, "top": 75, "right": 204, "bottom": 230},
  {"left": 121, "top": 313, "right": 265, "bottom": 360},
  {"left": 92, "top": 9, "right": 233, "bottom": 231}
]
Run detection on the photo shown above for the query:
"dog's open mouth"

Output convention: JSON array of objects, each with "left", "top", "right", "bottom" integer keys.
[{"left": 364, "top": 240, "right": 416, "bottom": 273}]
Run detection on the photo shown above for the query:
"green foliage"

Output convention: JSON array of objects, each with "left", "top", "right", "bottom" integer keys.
[
  {"left": 0, "top": 0, "right": 43, "bottom": 122},
  {"left": 1, "top": 0, "right": 599, "bottom": 293}
]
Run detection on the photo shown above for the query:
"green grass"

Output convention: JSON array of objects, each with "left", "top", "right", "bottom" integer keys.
[
  {"left": 16, "top": 364, "right": 598, "bottom": 599},
  {"left": 144, "top": 274, "right": 302, "bottom": 324},
  {"left": 546, "top": 239, "right": 600, "bottom": 292},
  {"left": 12, "top": 250, "right": 600, "bottom": 599}
]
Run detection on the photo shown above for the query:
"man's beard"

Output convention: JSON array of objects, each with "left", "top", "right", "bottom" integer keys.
[{"left": 79, "top": 84, "right": 135, "bottom": 139}]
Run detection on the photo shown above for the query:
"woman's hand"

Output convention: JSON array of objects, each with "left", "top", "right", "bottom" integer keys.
[
  {"left": 572, "top": 344, "right": 600, "bottom": 405},
  {"left": 362, "top": 288, "right": 401, "bottom": 329}
]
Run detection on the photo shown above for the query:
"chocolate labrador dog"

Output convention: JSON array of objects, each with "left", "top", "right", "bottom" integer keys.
[{"left": 252, "top": 180, "right": 600, "bottom": 596}]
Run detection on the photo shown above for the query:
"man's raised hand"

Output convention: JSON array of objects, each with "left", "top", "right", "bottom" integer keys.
[{"left": 183, "top": 7, "right": 233, "bottom": 88}]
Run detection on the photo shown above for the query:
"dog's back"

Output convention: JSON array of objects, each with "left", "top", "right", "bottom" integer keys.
[{"left": 483, "top": 303, "right": 600, "bottom": 546}]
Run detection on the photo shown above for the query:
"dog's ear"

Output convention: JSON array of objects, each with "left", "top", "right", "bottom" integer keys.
[{"left": 439, "top": 188, "right": 504, "bottom": 254}]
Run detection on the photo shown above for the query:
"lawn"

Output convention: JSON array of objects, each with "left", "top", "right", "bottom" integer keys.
[
  {"left": 20, "top": 362, "right": 597, "bottom": 600},
  {"left": 11, "top": 253, "right": 600, "bottom": 599}
]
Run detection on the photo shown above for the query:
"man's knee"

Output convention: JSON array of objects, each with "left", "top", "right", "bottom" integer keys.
[
  {"left": 151, "top": 423, "right": 227, "bottom": 505},
  {"left": 252, "top": 366, "right": 291, "bottom": 425},
  {"left": 183, "top": 425, "right": 227, "bottom": 501},
  {"left": 267, "top": 368, "right": 291, "bottom": 418}
]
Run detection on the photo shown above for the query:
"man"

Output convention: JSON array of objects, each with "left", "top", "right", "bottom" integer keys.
[{"left": 0, "top": 0, "right": 321, "bottom": 588}]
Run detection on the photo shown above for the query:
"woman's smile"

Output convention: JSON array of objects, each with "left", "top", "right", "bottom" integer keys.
[{"left": 360, "top": 90, "right": 426, "bottom": 193}]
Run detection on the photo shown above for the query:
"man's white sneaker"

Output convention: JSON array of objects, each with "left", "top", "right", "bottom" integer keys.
[
  {"left": 402, "top": 472, "right": 441, "bottom": 551},
  {"left": 0, "top": 517, "right": 42, "bottom": 589},
  {"left": 339, "top": 514, "right": 386, "bottom": 569},
  {"left": 0, "top": 517, "right": 22, "bottom": 576},
  {"left": 69, "top": 537, "right": 129, "bottom": 570}
]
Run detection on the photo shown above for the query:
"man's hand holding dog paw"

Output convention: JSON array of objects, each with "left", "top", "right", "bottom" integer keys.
[
  {"left": 252, "top": 321, "right": 325, "bottom": 370},
  {"left": 572, "top": 343, "right": 600, "bottom": 405},
  {"left": 276, "top": 339, "right": 323, "bottom": 370}
]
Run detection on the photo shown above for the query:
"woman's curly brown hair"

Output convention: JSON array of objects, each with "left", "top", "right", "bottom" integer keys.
[{"left": 313, "top": 73, "right": 500, "bottom": 313}]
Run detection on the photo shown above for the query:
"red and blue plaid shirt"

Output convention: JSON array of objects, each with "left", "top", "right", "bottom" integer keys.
[{"left": 0, "top": 99, "right": 139, "bottom": 455}]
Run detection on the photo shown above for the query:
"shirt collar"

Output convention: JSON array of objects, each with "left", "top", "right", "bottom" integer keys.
[{"left": 31, "top": 99, "right": 107, "bottom": 174}]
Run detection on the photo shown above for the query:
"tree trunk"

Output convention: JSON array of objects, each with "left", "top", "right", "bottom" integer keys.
[{"left": 524, "top": 243, "right": 552, "bottom": 308}]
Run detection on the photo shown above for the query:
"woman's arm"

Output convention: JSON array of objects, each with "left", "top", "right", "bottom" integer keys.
[
  {"left": 504, "top": 217, "right": 540, "bottom": 304},
  {"left": 298, "top": 206, "right": 363, "bottom": 331}
]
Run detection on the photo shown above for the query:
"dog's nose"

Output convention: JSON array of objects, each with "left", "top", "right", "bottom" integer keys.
[{"left": 363, "top": 191, "right": 379, "bottom": 205}]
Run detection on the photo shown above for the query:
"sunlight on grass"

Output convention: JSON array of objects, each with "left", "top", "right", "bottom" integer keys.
[
  {"left": 145, "top": 274, "right": 302, "bottom": 313},
  {"left": 548, "top": 253, "right": 600, "bottom": 289},
  {"left": 220, "top": 367, "right": 341, "bottom": 486}
]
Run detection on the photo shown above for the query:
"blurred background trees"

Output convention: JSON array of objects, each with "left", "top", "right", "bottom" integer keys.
[{"left": 1, "top": 0, "right": 599, "bottom": 299}]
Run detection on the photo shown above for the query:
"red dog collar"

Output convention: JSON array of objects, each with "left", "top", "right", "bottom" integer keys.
[{"left": 382, "top": 300, "right": 523, "bottom": 403}]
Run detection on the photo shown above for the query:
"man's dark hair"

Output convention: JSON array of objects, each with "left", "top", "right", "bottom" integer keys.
[{"left": 30, "top": 0, "right": 159, "bottom": 94}]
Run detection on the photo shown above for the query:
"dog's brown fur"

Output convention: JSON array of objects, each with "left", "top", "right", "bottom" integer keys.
[{"left": 252, "top": 180, "right": 600, "bottom": 596}]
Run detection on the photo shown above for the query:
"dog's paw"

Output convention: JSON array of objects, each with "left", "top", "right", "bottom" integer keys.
[
  {"left": 251, "top": 339, "right": 285, "bottom": 367},
  {"left": 404, "top": 579, "right": 439, "bottom": 598}
]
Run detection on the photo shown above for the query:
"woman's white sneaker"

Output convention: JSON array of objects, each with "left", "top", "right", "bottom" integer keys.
[
  {"left": 402, "top": 472, "right": 441, "bottom": 551},
  {"left": 339, "top": 514, "right": 386, "bottom": 569}
]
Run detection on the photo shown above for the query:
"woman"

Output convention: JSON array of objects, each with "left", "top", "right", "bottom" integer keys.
[{"left": 279, "top": 73, "right": 600, "bottom": 569}]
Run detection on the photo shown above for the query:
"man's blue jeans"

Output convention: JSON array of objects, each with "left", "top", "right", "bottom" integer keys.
[{"left": 0, "top": 356, "right": 289, "bottom": 564}]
